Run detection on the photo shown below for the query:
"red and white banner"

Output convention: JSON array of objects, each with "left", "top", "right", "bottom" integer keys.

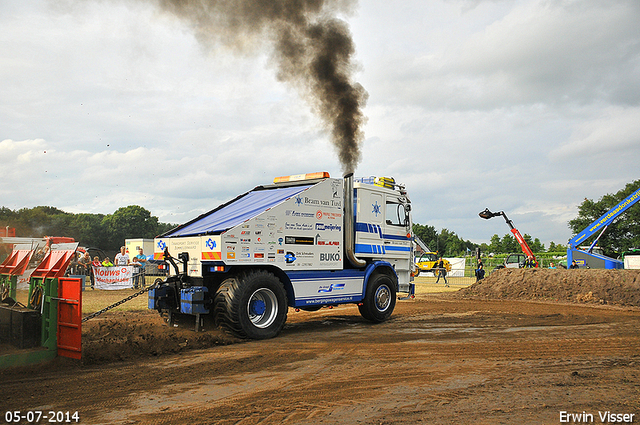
[{"left": 92, "top": 266, "right": 133, "bottom": 290}]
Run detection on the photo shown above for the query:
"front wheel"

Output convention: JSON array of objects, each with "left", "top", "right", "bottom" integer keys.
[
  {"left": 214, "top": 270, "right": 288, "bottom": 339},
  {"left": 358, "top": 273, "right": 396, "bottom": 323}
]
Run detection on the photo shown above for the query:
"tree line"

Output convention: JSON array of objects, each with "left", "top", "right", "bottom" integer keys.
[
  {"left": 414, "top": 179, "right": 639, "bottom": 258},
  {"left": 0, "top": 205, "right": 176, "bottom": 254},
  {"left": 1, "top": 180, "right": 637, "bottom": 259}
]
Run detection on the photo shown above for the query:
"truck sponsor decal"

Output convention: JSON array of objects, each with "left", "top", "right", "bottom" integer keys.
[
  {"left": 205, "top": 238, "right": 217, "bottom": 250},
  {"left": 285, "top": 210, "right": 315, "bottom": 218},
  {"left": 315, "top": 223, "right": 342, "bottom": 231},
  {"left": 285, "top": 236, "right": 315, "bottom": 245},
  {"left": 285, "top": 252, "right": 296, "bottom": 263},
  {"left": 317, "top": 240, "right": 340, "bottom": 246},
  {"left": 293, "top": 194, "right": 342, "bottom": 208},
  {"left": 303, "top": 296, "right": 358, "bottom": 305},
  {"left": 285, "top": 222, "right": 314, "bottom": 231},
  {"left": 318, "top": 283, "right": 345, "bottom": 293},
  {"left": 317, "top": 211, "right": 342, "bottom": 220},
  {"left": 320, "top": 253, "right": 341, "bottom": 262}
]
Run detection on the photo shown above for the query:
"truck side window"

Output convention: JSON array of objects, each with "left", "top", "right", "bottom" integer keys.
[{"left": 385, "top": 201, "right": 408, "bottom": 227}]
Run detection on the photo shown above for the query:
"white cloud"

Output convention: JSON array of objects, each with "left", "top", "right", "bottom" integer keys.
[{"left": 551, "top": 106, "right": 640, "bottom": 158}]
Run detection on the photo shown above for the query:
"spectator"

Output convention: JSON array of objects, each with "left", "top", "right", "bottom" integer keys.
[
  {"left": 90, "top": 256, "right": 102, "bottom": 289},
  {"left": 102, "top": 257, "right": 114, "bottom": 267},
  {"left": 68, "top": 253, "right": 80, "bottom": 276},
  {"left": 132, "top": 248, "right": 148, "bottom": 289},
  {"left": 78, "top": 252, "right": 92, "bottom": 275},
  {"left": 475, "top": 263, "right": 485, "bottom": 282},
  {"left": 548, "top": 262, "right": 557, "bottom": 269},
  {"left": 570, "top": 260, "right": 579, "bottom": 269},
  {"left": 435, "top": 256, "right": 448, "bottom": 287},
  {"left": 523, "top": 256, "right": 536, "bottom": 268},
  {"left": 114, "top": 246, "right": 130, "bottom": 266}
]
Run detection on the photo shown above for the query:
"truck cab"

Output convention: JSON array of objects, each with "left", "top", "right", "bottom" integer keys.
[{"left": 354, "top": 177, "right": 413, "bottom": 292}]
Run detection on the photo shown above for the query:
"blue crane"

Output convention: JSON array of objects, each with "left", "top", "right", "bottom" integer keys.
[{"left": 567, "top": 186, "right": 640, "bottom": 269}]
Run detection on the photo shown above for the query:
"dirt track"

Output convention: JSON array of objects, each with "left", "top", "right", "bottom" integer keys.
[{"left": 2, "top": 288, "right": 640, "bottom": 424}]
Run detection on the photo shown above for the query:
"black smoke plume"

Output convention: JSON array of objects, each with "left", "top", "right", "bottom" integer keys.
[{"left": 154, "top": 0, "right": 367, "bottom": 174}]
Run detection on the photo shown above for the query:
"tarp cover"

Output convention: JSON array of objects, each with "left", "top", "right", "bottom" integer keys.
[{"left": 164, "top": 184, "right": 313, "bottom": 237}]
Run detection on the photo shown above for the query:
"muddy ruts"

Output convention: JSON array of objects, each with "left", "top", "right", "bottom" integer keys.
[{"left": 154, "top": 0, "right": 367, "bottom": 174}]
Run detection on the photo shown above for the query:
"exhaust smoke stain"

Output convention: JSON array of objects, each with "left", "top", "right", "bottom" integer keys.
[{"left": 153, "top": 0, "right": 367, "bottom": 174}]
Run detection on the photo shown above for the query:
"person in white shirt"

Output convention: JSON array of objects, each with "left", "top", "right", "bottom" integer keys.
[{"left": 114, "top": 246, "right": 130, "bottom": 266}]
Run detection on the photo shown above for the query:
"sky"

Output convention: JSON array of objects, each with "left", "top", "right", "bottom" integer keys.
[{"left": 1, "top": 0, "right": 639, "bottom": 247}]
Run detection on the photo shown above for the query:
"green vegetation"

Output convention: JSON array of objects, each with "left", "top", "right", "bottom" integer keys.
[
  {"left": 413, "top": 223, "right": 566, "bottom": 258},
  {"left": 0, "top": 205, "right": 176, "bottom": 253}
]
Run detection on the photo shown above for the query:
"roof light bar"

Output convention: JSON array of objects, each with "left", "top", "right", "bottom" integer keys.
[{"left": 273, "top": 172, "right": 330, "bottom": 184}]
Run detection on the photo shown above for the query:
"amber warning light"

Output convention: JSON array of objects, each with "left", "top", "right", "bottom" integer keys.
[{"left": 273, "top": 172, "right": 330, "bottom": 184}]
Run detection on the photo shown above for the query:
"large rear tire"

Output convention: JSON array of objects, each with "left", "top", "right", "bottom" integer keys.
[
  {"left": 214, "top": 270, "right": 288, "bottom": 339},
  {"left": 358, "top": 273, "right": 396, "bottom": 323}
]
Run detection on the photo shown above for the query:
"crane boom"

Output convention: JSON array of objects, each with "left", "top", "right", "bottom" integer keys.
[
  {"left": 568, "top": 186, "right": 640, "bottom": 249},
  {"left": 478, "top": 208, "right": 536, "bottom": 264}
]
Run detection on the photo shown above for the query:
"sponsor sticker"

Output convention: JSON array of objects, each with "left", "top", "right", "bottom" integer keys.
[{"left": 285, "top": 236, "right": 315, "bottom": 245}]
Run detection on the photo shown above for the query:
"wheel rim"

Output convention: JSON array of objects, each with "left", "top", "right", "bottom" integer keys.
[
  {"left": 374, "top": 284, "right": 391, "bottom": 312},
  {"left": 247, "top": 288, "right": 278, "bottom": 328}
]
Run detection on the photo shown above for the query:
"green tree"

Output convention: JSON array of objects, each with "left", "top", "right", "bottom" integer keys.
[
  {"left": 489, "top": 234, "right": 502, "bottom": 253},
  {"left": 568, "top": 179, "right": 640, "bottom": 256},
  {"left": 412, "top": 223, "right": 437, "bottom": 251},
  {"left": 102, "top": 205, "right": 159, "bottom": 251},
  {"left": 0, "top": 205, "right": 176, "bottom": 254},
  {"left": 531, "top": 237, "right": 544, "bottom": 253},
  {"left": 501, "top": 234, "right": 518, "bottom": 253},
  {"left": 523, "top": 234, "right": 544, "bottom": 253},
  {"left": 69, "top": 213, "right": 107, "bottom": 247}
]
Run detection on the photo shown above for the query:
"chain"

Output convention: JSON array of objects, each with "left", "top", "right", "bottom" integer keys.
[{"left": 81, "top": 282, "right": 159, "bottom": 323}]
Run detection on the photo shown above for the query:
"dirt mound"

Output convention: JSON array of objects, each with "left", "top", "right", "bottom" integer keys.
[
  {"left": 81, "top": 310, "right": 240, "bottom": 365},
  {"left": 455, "top": 269, "right": 640, "bottom": 307}
]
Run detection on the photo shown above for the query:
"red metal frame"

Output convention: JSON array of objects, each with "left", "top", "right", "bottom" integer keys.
[
  {"left": 57, "top": 277, "right": 82, "bottom": 360},
  {"left": 31, "top": 249, "right": 77, "bottom": 280},
  {"left": 0, "top": 249, "right": 33, "bottom": 276}
]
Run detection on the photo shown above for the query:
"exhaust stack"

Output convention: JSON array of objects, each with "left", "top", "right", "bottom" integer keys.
[{"left": 343, "top": 173, "right": 366, "bottom": 268}]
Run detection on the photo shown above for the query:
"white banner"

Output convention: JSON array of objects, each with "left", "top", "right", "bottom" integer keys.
[
  {"left": 445, "top": 257, "right": 466, "bottom": 277},
  {"left": 93, "top": 266, "right": 133, "bottom": 290}
]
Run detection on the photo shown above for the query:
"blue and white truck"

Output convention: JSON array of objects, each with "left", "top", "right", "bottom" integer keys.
[{"left": 149, "top": 172, "right": 414, "bottom": 339}]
